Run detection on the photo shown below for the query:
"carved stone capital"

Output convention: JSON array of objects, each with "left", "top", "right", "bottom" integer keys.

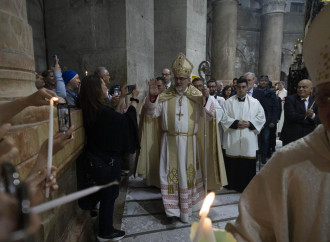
[
  {"left": 261, "top": 0, "right": 286, "bottom": 15},
  {"left": 212, "top": 0, "right": 238, "bottom": 8}
]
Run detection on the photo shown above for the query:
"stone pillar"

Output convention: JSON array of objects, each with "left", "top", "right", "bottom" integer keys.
[
  {"left": 0, "top": 0, "right": 35, "bottom": 99},
  {"left": 154, "top": 0, "right": 207, "bottom": 77},
  {"left": 258, "top": 0, "right": 286, "bottom": 83},
  {"left": 211, "top": 0, "right": 237, "bottom": 82}
]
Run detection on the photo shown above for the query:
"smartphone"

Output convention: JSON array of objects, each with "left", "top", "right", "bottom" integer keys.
[
  {"left": 0, "top": 162, "right": 20, "bottom": 195},
  {"left": 16, "top": 183, "right": 30, "bottom": 230},
  {"left": 57, "top": 103, "right": 71, "bottom": 137},
  {"left": 53, "top": 55, "right": 58, "bottom": 61},
  {"left": 127, "top": 84, "right": 136, "bottom": 94}
]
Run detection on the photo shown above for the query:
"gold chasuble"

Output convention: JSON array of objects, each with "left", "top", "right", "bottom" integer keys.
[{"left": 136, "top": 85, "right": 227, "bottom": 192}]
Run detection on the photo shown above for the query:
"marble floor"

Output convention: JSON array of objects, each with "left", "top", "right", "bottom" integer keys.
[
  {"left": 119, "top": 178, "right": 240, "bottom": 242},
  {"left": 100, "top": 138, "right": 283, "bottom": 242}
]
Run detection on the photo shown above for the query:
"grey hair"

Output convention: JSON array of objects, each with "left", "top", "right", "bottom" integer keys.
[
  {"left": 244, "top": 72, "right": 257, "bottom": 81},
  {"left": 94, "top": 66, "right": 108, "bottom": 77},
  {"left": 216, "top": 80, "right": 223, "bottom": 86}
]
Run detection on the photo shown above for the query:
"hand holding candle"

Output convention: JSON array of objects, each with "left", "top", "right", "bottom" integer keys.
[{"left": 46, "top": 97, "right": 58, "bottom": 198}]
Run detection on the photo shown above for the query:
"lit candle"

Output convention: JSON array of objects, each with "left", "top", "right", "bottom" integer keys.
[
  {"left": 192, "top": 192, "right": 215, "bottom": 242},
  {"left": 85, "top": 70, "right": 88, "bottom": 76},
  {"left": 298, "top": 39, "right": 303, "bottom": 55},
  {"left": 202, "top": 217, "right": 216, "bottom": 242},
  {"left": 46, "top": 97, "right": 58, "bottom": 198},
  {"left": 32, "top": 181, "right": 119, "bottom": 213}
]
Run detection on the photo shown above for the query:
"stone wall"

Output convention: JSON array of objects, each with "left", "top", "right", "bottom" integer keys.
[
  {"left": 236, "top": 7, "right": 261, "bottom": 78},
  {"left": 154, "top": 0, "right": 207, "bottom": 77},
  {"left": 26, "top": 0, "right": 47, "bottom": 73},
  {"left": 6, "top": 107, "right": 85, "bottom": 242},
  {"left": 126, "top": 0, "right": 154, "bottom": 96},
  {"left": 186, "top": 0, "right": 207, "bottom": 75},
  {"left": 207, "top": 2, "right": 304, "bottom": 83},
  {"left": 0, "top": 0, "right": 36, "bottom": 99},
  {"left": 281, "top": 12, "right": 304, "bottom": 83}
]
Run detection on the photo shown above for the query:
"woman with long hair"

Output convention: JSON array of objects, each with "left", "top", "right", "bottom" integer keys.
[
  {"left": 77, "top": 75, "right": 139, "bottom": 241},
  {"left": 222, "top": 85, "right": 232, "bottom": 100}
]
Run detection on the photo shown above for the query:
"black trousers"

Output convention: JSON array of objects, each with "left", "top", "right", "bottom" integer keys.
[
  {"left": 88, "top": 152, "right": 121, "bottom": 237},
  {"left": 224, "top": 154, "right": 256, "bottom": 193}
]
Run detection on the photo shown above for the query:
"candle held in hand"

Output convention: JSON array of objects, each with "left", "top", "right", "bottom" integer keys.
[{"left": 46, "top": 97, "right": 58, "bottom": 198}]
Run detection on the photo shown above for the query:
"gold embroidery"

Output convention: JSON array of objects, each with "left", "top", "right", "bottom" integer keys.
[
  {"left": 167, "top": 168, "right": 178, "bottom": 194},
  {"left": 186, "top": 164, "right": 196, "bottom": 189}
]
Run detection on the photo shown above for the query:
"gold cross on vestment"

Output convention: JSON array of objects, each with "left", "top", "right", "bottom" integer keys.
[
  {"left": 176, "top": 95, "right": 184, "bottom": 121},
  {"left": 176, "top": 109, "right": 184, "bottom": 120}
]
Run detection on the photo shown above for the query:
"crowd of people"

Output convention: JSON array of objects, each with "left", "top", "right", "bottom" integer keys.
[{"left": 1, "top": 4, "right": 329, "bottom": 242}]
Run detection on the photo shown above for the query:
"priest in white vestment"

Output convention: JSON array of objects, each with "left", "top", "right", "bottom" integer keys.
[
  {"left": 139, "top": 53, "right": 227, "bottom": 223},
  {"left": 221, "top": 77, "right": 265, "bottom": 192},
  {"left": 226, "top": 6, "right": 330, "bottom": 241}
]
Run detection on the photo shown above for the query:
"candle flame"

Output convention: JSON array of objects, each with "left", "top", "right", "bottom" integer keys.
[
  {"left": 199, "top": 192, "right": 215, "bottom": 216},
  {"left": 52, "top": 97, "right": 59, "bottom": 102}
]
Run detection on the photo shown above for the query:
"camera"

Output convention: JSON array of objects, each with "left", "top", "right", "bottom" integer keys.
[
  {"left": 57, "top": 103, "right": 71, "bottom": 137},
  {"left": 127, "top": 84, "right": 136, "bottom": 94}
]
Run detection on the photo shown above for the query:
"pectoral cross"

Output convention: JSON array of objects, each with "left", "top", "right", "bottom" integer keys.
[
  {"left": 176, "top": 95, "right": 184, "bottom": 121},
  {"left": 176, "top": 109, "right": 183, "bottom": 120}
]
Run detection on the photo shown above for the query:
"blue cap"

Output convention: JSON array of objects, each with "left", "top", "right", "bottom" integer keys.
[{"left": 62, "top": 70, "right": 77, "bottom": 85}]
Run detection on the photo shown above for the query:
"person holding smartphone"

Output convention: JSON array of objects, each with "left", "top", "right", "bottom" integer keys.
[{"left": 76, "top": 76, "right": 140, "bottom": 241}]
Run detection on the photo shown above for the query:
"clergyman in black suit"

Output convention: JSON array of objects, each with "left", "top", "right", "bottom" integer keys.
[{"left": 280, "top": 79, "right": 321, "bottom": 146}]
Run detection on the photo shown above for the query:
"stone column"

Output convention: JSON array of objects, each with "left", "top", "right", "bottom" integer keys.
[
  {"left": 0, "top": 0, "right": 36, "bottom": 99},
  {"left": 258, "top": 0, "right": 286, "bottom": 83},
  {"left": 211, "top": 0, "right": 237, "bottom": 82}
]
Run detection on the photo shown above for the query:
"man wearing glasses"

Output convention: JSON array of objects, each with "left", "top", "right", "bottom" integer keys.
[
  {"left": 162, "top": 68, "right": 172, "bottom": 88},
  {"left": 138, "top": 53, "right": 227, "bottom": 223}
]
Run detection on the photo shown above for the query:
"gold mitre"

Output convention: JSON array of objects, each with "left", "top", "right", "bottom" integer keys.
[
  {"left": 303, "top": 4, "right": 330, "bottom": 86},
  {"left": 172, "top": 53, "right": 194, "bottom": 77}
]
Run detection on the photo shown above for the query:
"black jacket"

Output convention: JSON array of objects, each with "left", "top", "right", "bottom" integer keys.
[
  {"left": 252, "top": 88, "right": 280, "bottom": 126},
  {"left": 280, "top": 94, "right": 320, "bottom": 145}
]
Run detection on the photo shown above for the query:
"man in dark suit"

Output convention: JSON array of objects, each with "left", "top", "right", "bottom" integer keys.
[
  {"left": 280, "top": 79, "right": 321, "bottom": 146},
  {"left": 244, "top": 73, "right": 279, "bottom": 164}
]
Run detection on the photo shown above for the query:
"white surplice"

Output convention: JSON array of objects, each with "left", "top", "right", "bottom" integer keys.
[
  {"left": 221, "top": 95, "right": 265, "bottom": 158},
  {"left": 145, "top": 89, "right": 221, "bottom": 222},
  {"left": 276, "top": 88, "right": 287, "bottom": 133},
  {"left": 226, "top": 124, "right": 330, "bottom": 242}
]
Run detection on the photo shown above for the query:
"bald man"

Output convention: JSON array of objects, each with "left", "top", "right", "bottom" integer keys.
[{"left": 280, "top": 79, "right": 321, "bottom": 146}]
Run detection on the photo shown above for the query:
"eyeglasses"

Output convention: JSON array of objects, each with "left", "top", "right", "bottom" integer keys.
[
  {"left": 174, "top": 77, "right": 189, "bottom": 81},
  {"left": 162, "top": 73, "right": 170, "bottom": 76}
]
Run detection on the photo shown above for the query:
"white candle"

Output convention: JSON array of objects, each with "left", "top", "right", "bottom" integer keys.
[
  {"left": 202, "top": 217, "right": 216, "bottom": 242},
  {"left": 85, "top": 70, "right": 88, "bottom": 76},
  {"left": 297, "top": 43, "right": 302, "bottom": 55},
  {"left": 193, "top": 192, "right": 215, "bottom": 242},
  {"left": 31, "top": 181, "right": 119, "bottom": 214},
  {"left": 46, "top": 97, "right": 58, "bottom": 198}
]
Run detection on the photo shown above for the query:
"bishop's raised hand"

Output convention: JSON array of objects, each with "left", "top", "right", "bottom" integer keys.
[{"left": 148, "top": 78, "right": 159, "bottom": 97}]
